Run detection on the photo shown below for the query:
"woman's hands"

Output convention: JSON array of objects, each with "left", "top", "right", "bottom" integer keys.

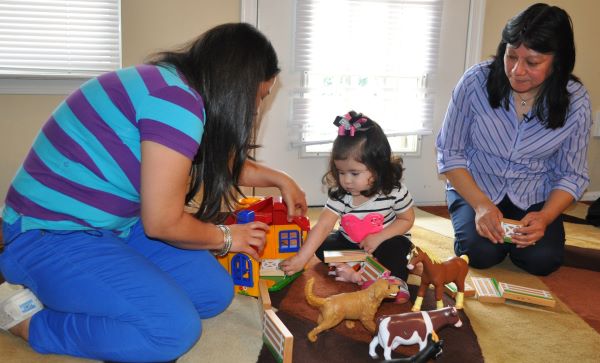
[
  {"left": 227, "top": 222, "right": 270, "bottom": 260},
  {"left": 509, "top": 211, "right": 550, "bottom": 248},
  {"left": 277, "top": 176, "right": 308, "bottom": 220},
  {"left": 474, "top": 201, "right": 504, "bottom": 243}
]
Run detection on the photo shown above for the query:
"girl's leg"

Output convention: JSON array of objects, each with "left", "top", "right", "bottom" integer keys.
[
  {"left": 499, "top": 199, "right": 565, "bottom": 276},
  {"left": 372, "top": 235, "right": 412, "bottom": 281},
  {"left": 0, "top": 224, "right": 200, "bottom": 362},
  {"left": 447, "top": 190, "right": 509, "bottom": 269},
  {"left": 314, "top": 231, "right": 358, "bottom": 262}
]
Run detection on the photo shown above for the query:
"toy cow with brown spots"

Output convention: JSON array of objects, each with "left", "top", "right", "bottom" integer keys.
[{"left": 369, "top": 306, "right": 462, "bottom": 361}]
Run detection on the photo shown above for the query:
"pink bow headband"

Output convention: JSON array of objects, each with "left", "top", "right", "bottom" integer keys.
[{"left": 333, "top": 111, "right": 370, "bottom": 136}]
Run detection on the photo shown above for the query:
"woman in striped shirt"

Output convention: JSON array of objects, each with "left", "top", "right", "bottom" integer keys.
[{"left": 436, "top": 3, "right": 591, "bottom": 276}]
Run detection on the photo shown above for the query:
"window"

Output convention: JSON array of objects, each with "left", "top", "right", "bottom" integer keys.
[
  {"left": 278, "top": 230, "right": 300, "bottom": 253},
  {"left": 0, "top": 0, "right": 121, "bottom": 93},
  {"left": 291, "top": 0, "right": 442, "bottom": 154}
]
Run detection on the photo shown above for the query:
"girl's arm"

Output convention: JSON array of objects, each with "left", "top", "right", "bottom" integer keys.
[
  {"left": 359, "top": 207, "right": 415, "bottom": 254},
  {"left": 279, "top": 208, "right": 339, "bottom": 275},
  {"left": 140, "top": 141, "right": 268, "bottom": 259},
  {"left": 238, "top": 159, "right": 308, "bottom": 219}
]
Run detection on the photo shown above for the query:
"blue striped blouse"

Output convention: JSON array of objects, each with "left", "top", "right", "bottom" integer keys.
[{"left": 436, "top": 60, "right": 591, "bottom": 210}]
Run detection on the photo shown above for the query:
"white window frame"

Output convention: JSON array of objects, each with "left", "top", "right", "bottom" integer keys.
[
  {"left": 242, "top": 0, "right": 486, "bottom": 158},
  {"left": 0, "top": 0, "right": 122, "bottom": 95}
]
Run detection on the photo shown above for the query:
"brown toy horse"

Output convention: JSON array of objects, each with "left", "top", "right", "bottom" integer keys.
[{"left": 407, "top": 246, "right": 469, "bottom": 311}]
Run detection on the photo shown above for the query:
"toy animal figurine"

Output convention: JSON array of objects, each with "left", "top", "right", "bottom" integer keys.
[
  {"left": 304, "top": 277, "right": 399, "bottom": 342},
  {"left": 369, "top": 306, "right": 462, "bottom": 361},
  {"left": 374, "top": 333, "right": 444, "bottom": 363},
  {"left": 407, "top": 246, "right": 469, "bottom": 311}
]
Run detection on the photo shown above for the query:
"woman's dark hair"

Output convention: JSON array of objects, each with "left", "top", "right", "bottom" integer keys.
[
  {"left": 487, "top": 3, "right": 579, "bottom": 129},
  {"left": 149, "top": 23, "right": 280, "bottom": 222},
  {"left": 324, "top": 111, "right": 404, "bottom": 200}
]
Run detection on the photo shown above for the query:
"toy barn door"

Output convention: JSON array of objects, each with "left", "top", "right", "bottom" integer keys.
[{"left": 231, "top": 254, "right": 253, "bottom": 287}]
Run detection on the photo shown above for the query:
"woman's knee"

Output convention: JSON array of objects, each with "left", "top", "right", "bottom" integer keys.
[
  {"left": 510, "top": 249, "right": 562, "bottom": 276},
  {"left": 455, "top": 238, "right": 507, "bottom": 269}
]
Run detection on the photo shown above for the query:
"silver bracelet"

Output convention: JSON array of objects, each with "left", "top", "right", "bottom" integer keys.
[{"left": 213, "top": 225, "right": 232, "bottom": 257}]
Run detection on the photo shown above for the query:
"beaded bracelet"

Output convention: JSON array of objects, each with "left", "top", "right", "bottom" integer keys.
[{"left": 213, "top": 224, "right": 232, "bottom": 257}]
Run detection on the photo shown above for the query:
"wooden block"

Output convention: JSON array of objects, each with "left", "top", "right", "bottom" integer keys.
[
  {"left": 323, "top": 249, "right": 369, "bottom": 263},
  {"left": 263, "top": 309, "right": 293, "bottom": 363},
  {"left": 258, "top": 279, "right": 272, "bottom": 311},
  {"left": 444, "top": 281, "right": 476, "bottom": 298},
  {"left": 498, "top": 282, "right": 556, "bottom": 308},
  {"left": 471, "top": 277, "right": 505, "bottom": 303}
]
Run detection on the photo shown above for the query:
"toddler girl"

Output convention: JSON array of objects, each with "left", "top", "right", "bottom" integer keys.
[{"left": 280, "top": 111, "right": 415, "bottom": 299}]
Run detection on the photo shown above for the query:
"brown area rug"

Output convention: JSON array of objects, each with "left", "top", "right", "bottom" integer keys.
[{"left": 257, "top": 257, "right": 484, "bottom": 363}]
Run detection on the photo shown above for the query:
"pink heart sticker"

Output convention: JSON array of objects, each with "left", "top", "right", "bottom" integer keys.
[{"left": 340, "top": 212, "right": 384, "bottom": 243}]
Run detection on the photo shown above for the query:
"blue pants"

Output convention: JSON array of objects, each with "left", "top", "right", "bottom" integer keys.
[
  {"left": 0, "top": 219, "right": 234, "bottom": 362},
  {"left": 447, "top": 190, "right": 565, "bottom": 276}
]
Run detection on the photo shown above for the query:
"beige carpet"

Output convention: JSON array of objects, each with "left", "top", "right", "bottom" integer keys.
[
  {"left": 2, "top": 203, "right": 598, "bottom": 362},
  {"left": 410, "top": 224, "right": 600, "bottom": 363}
]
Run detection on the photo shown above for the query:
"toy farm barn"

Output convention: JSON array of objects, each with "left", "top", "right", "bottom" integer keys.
[{"left": 216, "top": 196, "right": 310, "bottom": 297}]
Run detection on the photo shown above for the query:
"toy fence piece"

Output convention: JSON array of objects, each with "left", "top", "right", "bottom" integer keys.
[
  {"left": 359, "top": 256, "right": 390, "bottom": 282},
  {"left": 498, "top": 282, "right": 556, "bottom": 308},
  {"left": 471, "top": 277, "right": 505, "bottom": 303},
  {"left": 323, "top": 250, "right": 369, "bottom": 263},
  {"left": 501, "top": 218, "right": 523, "bottom": 243},
  {"left": 263, "top": 309, "right": 293, "bottom": 363},
  {"left": 258, "top": 279, "right": 272, "bottom": 312},
  {"left": 444, "top": 280, "right": 476, "bottom": 298},
  {"left": 261, "top": 259, "right": 285, "bottom": 277}
]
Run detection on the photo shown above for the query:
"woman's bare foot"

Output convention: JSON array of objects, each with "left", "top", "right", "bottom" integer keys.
[{"left": 8, "top": 317, "right": 31, "bottom": 341}]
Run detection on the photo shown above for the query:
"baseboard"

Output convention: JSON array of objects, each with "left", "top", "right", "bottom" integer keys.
[{"left": 582, "top": 191, "right": 600, "bottom": 202}]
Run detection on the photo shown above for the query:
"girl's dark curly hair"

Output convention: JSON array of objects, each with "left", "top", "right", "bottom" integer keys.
[
  {"left": 324, "top": 111, "right": 404, "bottom": 201},
  {"left": 148, "top": 23, "right": 280, "bottom": 222},
  {"left": 487, "top": 3, "right": 580, "bottom": 129}
]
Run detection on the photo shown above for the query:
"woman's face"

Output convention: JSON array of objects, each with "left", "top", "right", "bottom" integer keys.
[
  {"left": 255, "top": 77, "right": 277, "bottom": 115},
  {"left": 503, "top": 44, "right": 554, "bottom": 95}
]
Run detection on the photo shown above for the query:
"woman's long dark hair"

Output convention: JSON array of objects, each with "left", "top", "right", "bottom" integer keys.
[
  {"left": 324, "top": 111, "right": 404, "bottom": 201},
  {"left": 487, "top": 3, "right": 579, "bottom": 129},
  {"left": 149, "top": 23, "right": 280, "bottom": 222}
]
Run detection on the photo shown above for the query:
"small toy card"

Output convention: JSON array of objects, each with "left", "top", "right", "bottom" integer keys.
[{"left": 501, "top": 218, "right": 523, "bottom": 243}]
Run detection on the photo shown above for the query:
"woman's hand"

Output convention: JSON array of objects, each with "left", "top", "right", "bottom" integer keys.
[
  {"left": 279, "top": 254, "right": 308, "bottom": 276},
  {"left": 510, "top": 211, "right": 550, "bottom": 248},
  {"left": 474, "top": 201, "right": 504, "bottom": 243},
  {"left": 228, "top": 222, "right": 270, "bottom": 260},
  {"left": 278, "top": 177, "right": 308, "bottom": 220}
]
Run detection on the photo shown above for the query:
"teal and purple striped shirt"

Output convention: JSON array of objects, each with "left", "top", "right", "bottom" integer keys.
[
  {"left": 436, "top": 60, "right": 591, "bottom": 210},
  {"left": 3, "top": 64, "right": 205, "bottom": 236}
]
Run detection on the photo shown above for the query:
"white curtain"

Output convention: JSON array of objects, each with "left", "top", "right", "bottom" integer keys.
[
  {"left": 291, "top": 0, "right": 442, "bottom": 147},
  {"left": 0, "top": 0, "right": 121, "bottom": 78}
]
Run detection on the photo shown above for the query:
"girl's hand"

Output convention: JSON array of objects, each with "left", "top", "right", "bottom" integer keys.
[
  {"left": 474, "top": 201, "right": 504, "bottom": 243},
  {"left": 359, "top": 234, "right": 383, "bottom": 254},
  {"left": 279, "top": 254, "right": 308, "bottom": 276},
  {"left": 510, "top": 211, "right": 550, "bottom": 248},
  {"left": 228, "top": 222, "right": 270, "bottom": 260}
]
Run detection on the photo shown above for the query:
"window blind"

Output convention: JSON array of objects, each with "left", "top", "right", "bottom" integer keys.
[
  {"left": 0, "top": 0, "right": 121, "bottom": 79},
  {"left": 291, "top": 0, "right": 442, "bottom": 147}
]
